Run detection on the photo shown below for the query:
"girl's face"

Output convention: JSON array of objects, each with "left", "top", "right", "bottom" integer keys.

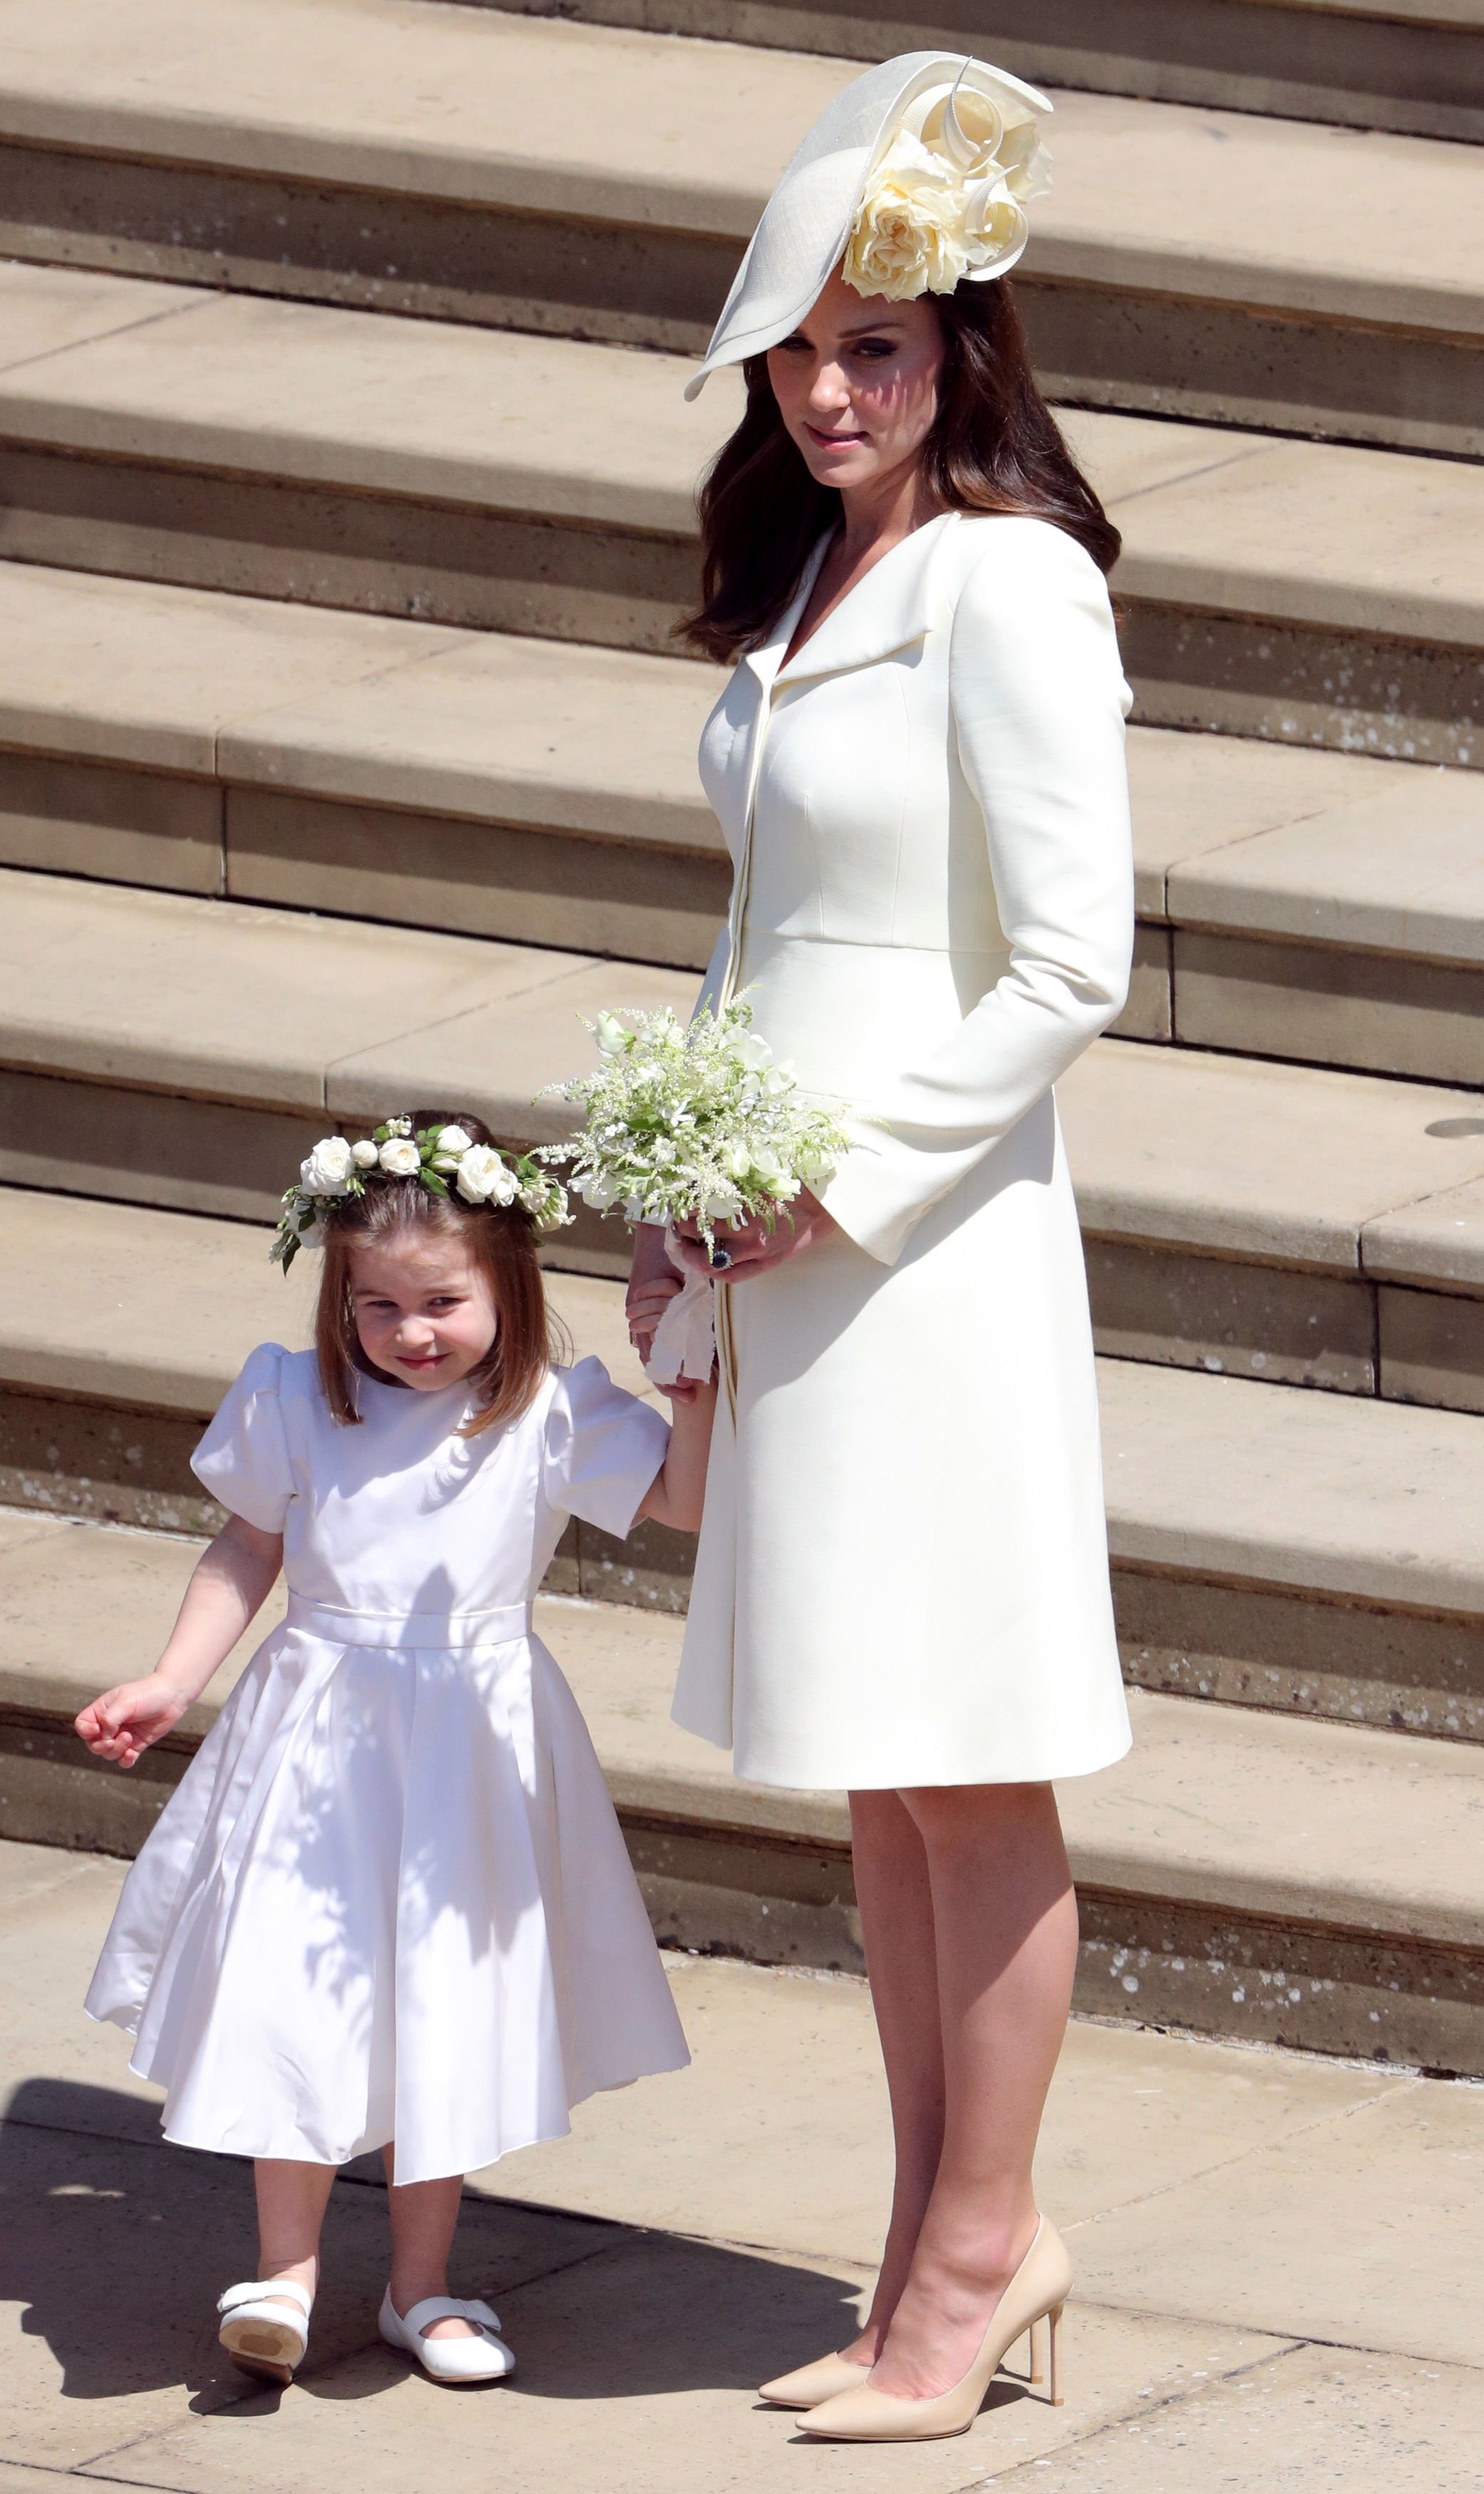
[
  {"left": 348, "top": 1232, "right": 497, "bottom": 1392},
  {"left": 766, "top": 269, "right": 945, "bottom": 497}
]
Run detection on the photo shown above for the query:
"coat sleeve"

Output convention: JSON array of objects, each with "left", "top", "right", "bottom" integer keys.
[{"left": 821, "top": 520, "right": 1133, "bottom": 1266}]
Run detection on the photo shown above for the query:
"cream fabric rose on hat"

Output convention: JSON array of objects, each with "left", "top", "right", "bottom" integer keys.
[{"left": 843, "top": 135, "right": 972, "bottom": 301}]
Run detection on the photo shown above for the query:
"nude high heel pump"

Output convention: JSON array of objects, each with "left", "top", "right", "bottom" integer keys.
[
  {"left": 759, "top": 2349, "right": 874, "bottom": 2408},
  {"left": 799, "top": 2217, "right": 1072, "bottom": 2443}
]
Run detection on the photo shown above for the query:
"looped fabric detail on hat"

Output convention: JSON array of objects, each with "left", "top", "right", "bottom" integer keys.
[{"left": 685, "top": 52, "right": 1052, "bottom": 402}]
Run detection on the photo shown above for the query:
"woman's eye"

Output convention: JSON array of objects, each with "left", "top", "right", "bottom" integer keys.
[{"left": 853, "top": 338, "right": 896, "bottom": 361}]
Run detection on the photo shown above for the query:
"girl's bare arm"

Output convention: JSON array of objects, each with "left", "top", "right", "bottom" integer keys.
[
  {"left": 75, "top": 1514, "right": 284, "bottom": 1769},
  {"left": 638, "top": 1378, "right": 720, "bottom": 1534}
]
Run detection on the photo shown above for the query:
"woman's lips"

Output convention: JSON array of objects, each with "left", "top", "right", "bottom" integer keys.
[{"left": 806, "top": 424, "right": 867, "bottom": 449}]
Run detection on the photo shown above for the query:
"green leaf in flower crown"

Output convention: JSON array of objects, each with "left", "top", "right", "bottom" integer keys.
[{"left": 419, "top": 1167, "right": 451, "bottom": 1196}]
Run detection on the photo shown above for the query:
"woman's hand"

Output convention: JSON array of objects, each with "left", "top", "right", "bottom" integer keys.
[
  {"left": 672, "top": 1190, "right": 838, "bottom": 1281},
  {"left": 75, "top": 1672, "right": 191, "bottom": 1770}
]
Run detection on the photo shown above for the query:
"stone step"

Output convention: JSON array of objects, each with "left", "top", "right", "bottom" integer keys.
[
  {"left": 4, "top": 1, "right": 1482, "bottom": 454},
  {"left": 6, "top": 1183, "right": 1484, "bottom": 1751},
  {"left": 13, "top": 862, "right": 1484, "bottom": 1414},
  {"left": 482, "top": 0, "right": 1484, "bottom": 147},
  {"left": 1, "top": 267, "right": 1483, "bottom": 766},
  {"left": 3, "top": 1513, "right": 1480, "bottom": 2073},
  {"left": 4, "top": 563, "right": 1484, "bottom": 1087}
]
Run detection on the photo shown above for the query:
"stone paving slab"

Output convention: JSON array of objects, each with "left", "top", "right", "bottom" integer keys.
[
  {"left": 6, "top": 1506, "right": 1483, "bottom": 1964},
  {"left": 17, "top": 869, "right": 1484, "bottom": 1275},
  {"left": 0, "top": 865, "right": 598, "bottom": 1113},
  {"left": 1060, "top": 1038, "right": 1484, "bottom": 1273},
  {"left": 4, "top": 559, "right": 1456, "bottom": 953},
  {"left": 986, "top": 2341, "right": 1484, "bottom": 2494},
  {"left": 4, "top": 261, "right": 1484, "bottom": 652},
  {"left": 9, "top": 1188, "right": 1484, "bottom": 1613},
  {"left": 1, "top": 1839, "right": 1478, "bottom": 2488},
  {"left": 0, "top": 560, "right": 469, "bottom": 781},
  {"left": 1166, "top": 765, "right": 1484, "bottom": 961},
  {"left": 4, "top": 0, "right": 1481, "bottom": 340}
]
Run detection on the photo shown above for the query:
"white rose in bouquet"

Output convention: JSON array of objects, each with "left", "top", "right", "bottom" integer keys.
[
  {"left": 301, "top": 1136, "right": 355, "bottom": 1196},
  {"left": 456, "top": 1145, "right": 519, "bottom": 1206},
  {"left": 378, "top": 1137, "right": 422, "bottom": 1176}
]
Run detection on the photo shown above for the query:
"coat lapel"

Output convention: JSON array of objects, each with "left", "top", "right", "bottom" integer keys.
[{"left": 775, "top": 509, "right": 959, "bottom": 688}]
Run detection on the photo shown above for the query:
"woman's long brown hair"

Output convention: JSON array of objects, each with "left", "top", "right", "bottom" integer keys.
[
  {"left": 682, "top": 278, "right": 1120, "bottom": 666},
  {"left": 314, "top": 1111, "right": 564, "bottom": 1436}
]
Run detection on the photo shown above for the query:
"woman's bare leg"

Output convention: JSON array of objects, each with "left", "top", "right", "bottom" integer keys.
[
  {"left": 865, "top": 1781, "right": 1079, "bottom": 2401},
  {"left": 383, "top": 2147, "right": 478, "bottom": 2342},
  {"left": 842, "top": 1787, "right": 946, "bottom": 2364},
  {"left": 252, "top": 2158, "right": 337, "bottom": 2307}
]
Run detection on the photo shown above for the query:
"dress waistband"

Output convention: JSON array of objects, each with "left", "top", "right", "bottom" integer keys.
[{"left": 284, "top": 1594, "right": 534, "bottom": 1652}]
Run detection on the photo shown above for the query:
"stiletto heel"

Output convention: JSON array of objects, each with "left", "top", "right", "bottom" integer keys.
[
  {"left": 801, "top": 2217, "right": 1074, "bottom": 2443},
  {"left": 1047, "top": 2302, "right": 1064, "bottom": 2407},
  {"left": 1027, "top": 2317, "right": 1044, "bottom": 2386}
]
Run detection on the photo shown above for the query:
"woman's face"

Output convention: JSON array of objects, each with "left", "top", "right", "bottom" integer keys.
[{"left": 767, "top": 269, "right": 945, "bottom": 497}]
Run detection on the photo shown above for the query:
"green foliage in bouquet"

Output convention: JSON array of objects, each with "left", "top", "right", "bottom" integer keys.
[{"left": 539, "top": 1000, "right": 852, "bottom": 1252}]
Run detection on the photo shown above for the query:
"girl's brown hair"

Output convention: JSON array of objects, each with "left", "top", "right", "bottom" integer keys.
[
  {"left": 314, "top": 1112, "right": 563, "bottom": 1437},
  {"left": 682, "top": 277, "right": 1121, "bottom": 667}
]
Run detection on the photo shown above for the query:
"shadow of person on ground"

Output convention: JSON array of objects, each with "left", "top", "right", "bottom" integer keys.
[{"left": 4, "top": 2077, "right": 865, "bottom": 2413}]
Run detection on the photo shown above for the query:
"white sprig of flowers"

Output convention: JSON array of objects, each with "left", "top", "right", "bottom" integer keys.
[{"left": 538, "top": 1000, "right": 853, "bottom": 1254}]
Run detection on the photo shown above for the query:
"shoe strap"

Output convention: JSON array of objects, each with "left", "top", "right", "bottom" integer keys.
[
  {"left": 218, "top": 2277, "right": 313, "bottom": 2319},
  {"left": 398, "top": 2293, "right": 502, "bottom": 2339}
]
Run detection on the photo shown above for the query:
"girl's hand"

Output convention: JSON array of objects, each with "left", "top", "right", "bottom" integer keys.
[
  {"left": 626, "top": 1221, "right": 683, "bottom": 1360},
  {"left": 75, "top": 1673, "right": 190, "bottom": 1770},
  {"left": 672, "top": 1190, "right": 838, "bottom": 1281}
]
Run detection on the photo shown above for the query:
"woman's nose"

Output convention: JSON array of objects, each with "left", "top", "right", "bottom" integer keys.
[{"left": 806, "top": 360, "right": 851, "bottom": 411}]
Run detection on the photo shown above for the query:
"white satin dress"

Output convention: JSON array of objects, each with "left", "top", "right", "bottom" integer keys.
[
  {"left": 671, "top": 512, "right": 1136, "bottom": 1792},
  {"left": 86, "top": 1346, "right": 689, "bottom": 2184}
]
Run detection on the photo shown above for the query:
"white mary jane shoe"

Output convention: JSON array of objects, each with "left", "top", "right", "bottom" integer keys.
[
  {"left": 378, "top": 2285, "right": 516, "bottom": 2385},
  {"left": 217, "top": 2276, "right": 313, "bottom": 2384}
]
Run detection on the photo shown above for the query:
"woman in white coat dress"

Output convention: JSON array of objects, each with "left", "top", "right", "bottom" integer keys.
[{"left": 629, "top": 56, "right": 1134, "bottom": 2441}]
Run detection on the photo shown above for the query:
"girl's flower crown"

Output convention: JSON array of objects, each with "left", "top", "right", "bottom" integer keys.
[
  {"left": 271, "top": 1117, "right": 570, "bottom": 1271},
  {"left": 842, "top": 68, "right": 1050, "bottom": 304}
]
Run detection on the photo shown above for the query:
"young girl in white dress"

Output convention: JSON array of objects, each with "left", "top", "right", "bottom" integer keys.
[{"left": 76, "top": 1111, "right": 714, "bottom": 2390}]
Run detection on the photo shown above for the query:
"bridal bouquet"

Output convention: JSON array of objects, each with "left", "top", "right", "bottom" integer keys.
[{"left": 541, "top": 1000, "right": 851, "bottom": 1256}]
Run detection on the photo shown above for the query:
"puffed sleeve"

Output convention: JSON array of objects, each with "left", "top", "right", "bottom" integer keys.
[
  {"left": 821, "top": 519, "right": 1134, "bottom": 1266},
  {"left": 542, "top": 1355, "right": 670, "bottom": 1537},
  {"left": 190, "top": 1342, "right": 296, "bottom": 1533}
]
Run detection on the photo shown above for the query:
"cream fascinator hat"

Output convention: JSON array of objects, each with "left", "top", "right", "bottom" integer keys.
[{"left": 685, "top": 52, "right": 1052, "bottom": 400}]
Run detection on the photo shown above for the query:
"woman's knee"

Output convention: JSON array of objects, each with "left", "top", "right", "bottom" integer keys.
[{"left": 898, "top": 1780, "right": 1062, "bottom": 1851}]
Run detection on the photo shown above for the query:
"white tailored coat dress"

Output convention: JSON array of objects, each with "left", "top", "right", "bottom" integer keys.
[
  {"left": 670, "top": 510, "right": 1135, "bottom": 1791},
  {"left": 85, "top": 1348, "right": 689, "bottom": 2184}
]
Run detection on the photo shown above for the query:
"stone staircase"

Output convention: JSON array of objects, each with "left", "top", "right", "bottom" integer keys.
[{"left": 1, "top": 0, "right": 1482, "bottom": 2075}]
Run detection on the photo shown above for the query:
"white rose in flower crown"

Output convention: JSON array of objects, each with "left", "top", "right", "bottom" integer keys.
[
  {"left": 434, "top": 1125, "right": 475, "bottom": 1158},
  {"left": 844, "top": 135, "right": 970, "bottom": 301},
  {"left": 351, "top": 1139, "right": 379, "bottom": 1169},
  {"left": 300, "top": 1136, "right": 355, "bottom": 1196},
  {"left": 455, "top": 1144, "right": 518, "bottom": 1206},
  {"left": 379, "top": 1137, "right": 422, "bottom": 1177}
]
